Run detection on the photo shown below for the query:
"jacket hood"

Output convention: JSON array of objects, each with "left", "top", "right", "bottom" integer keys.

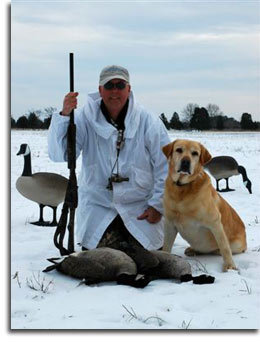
[{"left": 83, "top": 91, "right": 140, "bottom": 139}]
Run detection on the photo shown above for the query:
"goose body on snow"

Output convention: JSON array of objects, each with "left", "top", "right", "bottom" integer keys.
[
  {"left": 44, "top": 246, "right": 215, "bottom": 287},
  {"left": 204, "top": 155, "right": 252, "bottom": 194},
  {"left": 16, "top": 144, "right": 68, "bottom": 226}
]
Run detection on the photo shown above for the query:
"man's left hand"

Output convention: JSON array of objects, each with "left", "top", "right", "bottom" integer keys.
[{"left": 137, "top": 207, "right": 162, "bottom": 224}]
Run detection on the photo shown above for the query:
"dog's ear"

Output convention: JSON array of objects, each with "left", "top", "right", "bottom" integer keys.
[
  {"left": 199, "top": 144, "right": 212, "bottom": 165},
  {"left": 162, "top": 142, "right": 174, "bottom": 159}
]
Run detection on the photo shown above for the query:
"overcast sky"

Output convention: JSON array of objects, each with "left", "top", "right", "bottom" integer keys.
[{"left": 11, "top": 0, "right": 260, "bottom": 121}]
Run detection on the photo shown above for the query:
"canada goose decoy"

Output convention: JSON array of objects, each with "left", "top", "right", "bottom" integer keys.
[
  {"left": 16, "top": 143, "right": 68, "bottom": 226},
  {"left": 43, "top": 247, "right": 215, "bottom": 287},
  {"left": 204, "top": 156, "right": 252, "bottom": 194}
]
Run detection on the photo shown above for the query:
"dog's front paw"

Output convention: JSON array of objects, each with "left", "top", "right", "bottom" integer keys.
[{"left": 222, "top": 261, "right": 237, "bottom": 272}]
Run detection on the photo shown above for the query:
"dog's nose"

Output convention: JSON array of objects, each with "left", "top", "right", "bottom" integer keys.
[{"left": 180, "top": 158, "right": 190, "bottom": 172}]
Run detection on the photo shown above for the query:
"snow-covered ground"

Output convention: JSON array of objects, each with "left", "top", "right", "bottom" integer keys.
[{"left": 10, "top": 129, "right": 260, "bottom": 330}]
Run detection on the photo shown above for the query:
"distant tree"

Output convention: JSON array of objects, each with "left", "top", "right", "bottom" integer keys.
[
  {"left": 181, "top": 120, "right": 191, "bottom": 130},
  {"left": 170, "top": 112, "right": 183, "bottom": 130},
  {"left": 206, "top": 104, "right": 223, "bottom": 117},
  {"left": 44, "top": 107, "right": 57, "bottom": 117},
  {"left": 27, "top": 112, "right": 43, "bottom": 129},
  {"left": 209, "top": 114, "right": 224, "bottom": 130},
  {"left": 42, "top": 117, "right": 51, "bottom": 129},
  {"left": 240, "top": 113, "right": 256, "bottom": 130},
  {"left": 41, "top": 107, "right": 56, "bottom": 129},
  {"left": 223, "top": 116, "right": 241, "bottom": 130},
  {"left": 16, "top": 115, "right": 29, "bottom": 128},
  {"left": 190, "top": 108, "right": 200, "bottom": 130},
  {"left": 254, "top": 121, "right": 260, "bottom": 130},
  {"left": 190, "top": 107, "right": 211, "bottom": 130},
  {"left": 216, "top": 115, "right": 224, "bottom": 130},
  {"left": 11, "top": 116, "right": 16, "bottom": 128},
  {"left": 159, "top": 113, "right": 170, "bottom": 130},
  {"left": 182, "top": 103, "right": 199, "bottom": 122}
]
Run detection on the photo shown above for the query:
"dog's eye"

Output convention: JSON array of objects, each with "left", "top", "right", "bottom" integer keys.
[
  {"left": 192, "top": 151, "right": 199, "bottom": 156},
  {"left": 176, "top": 148, "right": 183, "bottom": 153}
]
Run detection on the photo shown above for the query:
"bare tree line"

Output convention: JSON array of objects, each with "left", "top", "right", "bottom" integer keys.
[
  {"left": 11, "top": 103, "right": 259, "bottom": 131},
  {"left": 160, "top": 103, "right": 260, "bottom": 131}
]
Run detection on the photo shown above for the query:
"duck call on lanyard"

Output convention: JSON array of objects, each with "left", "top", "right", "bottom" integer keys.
[{"left": 54, "top": 53, "right": 78, "bottom": 255}]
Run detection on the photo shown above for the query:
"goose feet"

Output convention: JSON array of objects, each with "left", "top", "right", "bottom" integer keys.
[
  {"left": 31, "top": 220, "right": 54, "bottom": 226},
  {"left": 216, "top": 179, "right": 235, "bottom": 192},
  {"left": 30, "top": 220, "right": 57, "bottom": 227},
  {"left": 30, "top": 204, "right": 58, "bottom": 227},
  {"left": 218, "top": 188, "right": 235, "bottom": 192},
  {"left": 117, "top": 273, "right": 152, "bottom": 288}
]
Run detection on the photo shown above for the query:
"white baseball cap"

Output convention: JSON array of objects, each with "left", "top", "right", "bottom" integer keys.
[{"left": 99, "top": 65, "right": 130, "bottom": 86}]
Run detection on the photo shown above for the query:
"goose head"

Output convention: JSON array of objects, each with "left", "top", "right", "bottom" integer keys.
[
  {"left": 244, "top": 179, "right": 252, "bottom": 194},
  {"left": 17, "top": 143, "right": 32, "bottom": 177},
  {"left": 17, "top": 143, "right": 30, "bottom": 156}
]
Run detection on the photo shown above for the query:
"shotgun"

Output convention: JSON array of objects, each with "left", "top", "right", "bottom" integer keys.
[{"left": 54, "top": 53, "right": 78, "bottom": 255}]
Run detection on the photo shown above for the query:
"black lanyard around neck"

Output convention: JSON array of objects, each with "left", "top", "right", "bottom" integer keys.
[
  {"left": 100, "top": 99, "right": 129, "bottom": 131},
  {"left": 101, "top": 100, "right": 130, "bottom": 190}
]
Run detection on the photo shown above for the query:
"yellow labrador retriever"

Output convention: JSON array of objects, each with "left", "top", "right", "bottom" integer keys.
[{"left": 162, "top": 139, "right": 247, "bottom": 272}]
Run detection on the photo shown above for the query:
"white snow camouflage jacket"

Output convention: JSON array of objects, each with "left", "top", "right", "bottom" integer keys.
[{"left": 48, "top": 91, "right": 170, "bottom": 249}]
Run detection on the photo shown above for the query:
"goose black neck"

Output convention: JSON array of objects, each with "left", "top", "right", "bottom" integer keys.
[
  {"left": 237, "top": 165, "right": 248, "bottom": 182},
  {"left": 22, "top": 153, "right": 32, "bottom": 176}
]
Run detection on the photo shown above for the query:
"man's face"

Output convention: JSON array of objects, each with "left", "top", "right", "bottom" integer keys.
[{"left": 99, "top": 78, "right": 131, "bottom": 115}]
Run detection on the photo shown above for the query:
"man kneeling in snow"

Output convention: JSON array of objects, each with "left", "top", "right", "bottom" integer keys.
[{"left": 48, "top": 65, "right": 170, "bottom": 252}]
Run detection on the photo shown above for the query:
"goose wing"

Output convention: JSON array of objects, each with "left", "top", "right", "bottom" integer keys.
[{"left": 16, "top": 173, "right": 68, "bottom": 206}]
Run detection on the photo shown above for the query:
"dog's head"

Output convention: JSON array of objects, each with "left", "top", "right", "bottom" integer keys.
[{"left": 162, "top": 139, "right": 212, "bottom": 185}]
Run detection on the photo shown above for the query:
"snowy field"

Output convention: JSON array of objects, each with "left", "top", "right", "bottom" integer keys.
[{"left": 10, "top": 129, "right": 260, "bottom": 330}]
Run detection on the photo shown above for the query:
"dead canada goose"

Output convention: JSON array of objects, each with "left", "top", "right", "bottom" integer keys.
[
  {"left": 16, "top": 143, "right": 68, "bottom": 226},
  {"left": 204, "top": 156, "right": 252, "bottom": 194},
  {"left": 43, "top": 247, "right": 215, "bottom": 287},
  {"left": 44, "top": 247, "right": 148, "bottom": 288}
]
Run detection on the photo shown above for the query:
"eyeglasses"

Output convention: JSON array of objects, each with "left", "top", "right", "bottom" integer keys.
[{"left": 103, "top": 81, "right": 127, "bottom": 90}]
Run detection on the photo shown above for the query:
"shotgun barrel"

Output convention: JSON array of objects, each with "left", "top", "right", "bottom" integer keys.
[{"left": 54, "top": 53, "right": 78, "bottom": 255}]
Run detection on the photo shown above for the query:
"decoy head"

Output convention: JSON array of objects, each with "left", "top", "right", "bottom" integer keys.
[
  {"left": 245, "top": 179, "right": 252, "bottom": 194},
  {"left": 17, "top": 144, "right": 30, "bottom": 156}
]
